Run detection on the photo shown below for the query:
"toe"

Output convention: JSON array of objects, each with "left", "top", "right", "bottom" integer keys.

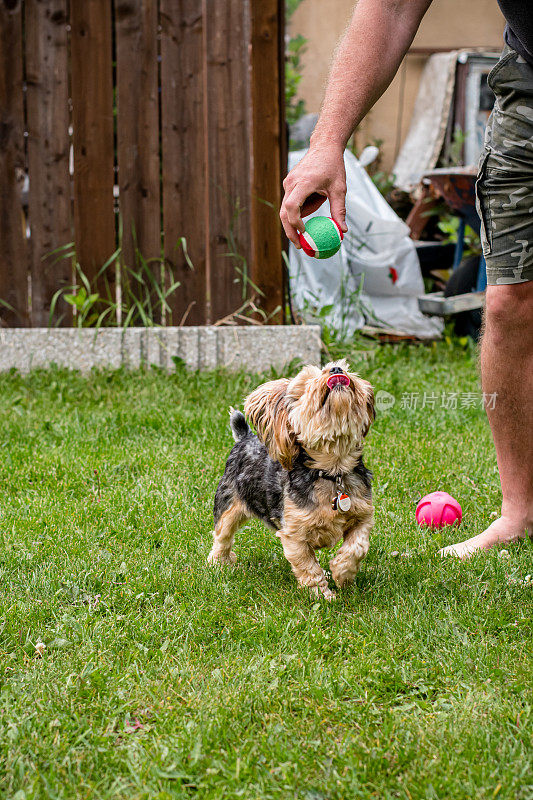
[{"left": 439, "top": 541, "right": 478, "bottom": 559}]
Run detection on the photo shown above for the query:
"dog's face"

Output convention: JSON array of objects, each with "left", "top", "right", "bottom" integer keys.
[{"left": 244, "top": 360, "right": 374, "bottom": 470}]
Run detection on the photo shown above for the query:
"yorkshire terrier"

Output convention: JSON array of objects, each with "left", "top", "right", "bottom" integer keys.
[{"left": 208, "top": 360, "right": 375, "bottom": 600}]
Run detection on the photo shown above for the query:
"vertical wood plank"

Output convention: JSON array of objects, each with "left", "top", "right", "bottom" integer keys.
[
  {"left": 25, "top": 0, "right": 72, "bottom": 327},
  {"left": 278, "top": 0, "right": 288, "bottom": 320},
  {"left": 115, "top": 0, "right": 160, "bottom": 279},
  {"left": 0, "top": 0, "right": 28, "bottom": 326},
  {"left": 205, "top": 0, "right": 252, "bottom": 323},
  {"left": 250, "top": 0, "right": 284, "bottom": 322},
  {"left": 70, "top": 0, "right": 115, "bottom": 293},
  {"left": 160, "top": 0, "right": 207, "bottom": 326}
]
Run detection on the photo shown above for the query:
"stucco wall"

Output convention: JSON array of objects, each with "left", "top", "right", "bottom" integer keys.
[{"left": 290, "top": 0, "right": 505, "bottom": 172}]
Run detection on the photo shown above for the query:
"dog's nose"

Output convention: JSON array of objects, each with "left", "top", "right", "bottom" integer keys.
[{"left": 329, "top": 366, "right": 344, "bottom": 375}]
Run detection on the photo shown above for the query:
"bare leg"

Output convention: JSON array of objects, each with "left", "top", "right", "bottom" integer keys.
[
  {"left": 330, "top": 517, "right": 372, "bottom": 588},
  {"left": 208, "top": 500, "right": 248, "bottom": 565},
  {"left": 278, "top": 532, "right": 336, "bottom": 600},
  {"left": 440, "top": 283, "right": 533, "bottom": 558}
]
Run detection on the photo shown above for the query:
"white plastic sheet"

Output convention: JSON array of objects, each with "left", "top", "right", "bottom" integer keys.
[{"left": 288, "top": 149, "right": 443, "bottom": 339}]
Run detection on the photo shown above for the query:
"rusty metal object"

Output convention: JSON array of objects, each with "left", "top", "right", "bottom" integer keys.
[{"left": 422, "top": 167, "right": 478, "bottom": 216}]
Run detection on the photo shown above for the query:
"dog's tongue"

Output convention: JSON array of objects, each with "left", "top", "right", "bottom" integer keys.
[{"left": 327, "top": 374, "right": 350, "bottom": 389}]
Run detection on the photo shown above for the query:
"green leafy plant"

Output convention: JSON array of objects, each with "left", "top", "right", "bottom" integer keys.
[
  {"left": 285, "top": 248, "right": 385, "bottom": 345},
  {"left": 349, "top": 137, "right": 395, "bottom": 197},
  {"left": 371, "top": 170, "right": 396, "bottom": 197},
  {"left": 0, "top": 296, "right": 17, "bottom": 317},
  {"left": 437, "top": 215, "right": 481, "bottom": 258},
  {"left": 219, "top": 198, "right": 282, "bottom": 325},
  {"left": 444, "top": 125, "right": 468, "bottom": 167},
  {"left": 47, "top": 204, "right": 283, "bottom": 330},
  {"left": 285, "top": 1, "right": 308, "bottom": 128},
  {"left": 285, "top": 33, "right": 308, "bottom": 127},
  {"left": 47, "top": 223, "right": 187, "bottom": 329},
  {"left": 224, "top": 199, "right": 264, "bottom": 303},
  {"left": 286, "top": 0, "right": 304, "bottom": 14},
  {"left": 62, "top": 286, "right": 101, "bottom": 327}
]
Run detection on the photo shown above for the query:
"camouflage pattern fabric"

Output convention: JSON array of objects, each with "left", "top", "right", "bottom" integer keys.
[{"left": 476, "top": 45, "right": 533, "bottom": 284}]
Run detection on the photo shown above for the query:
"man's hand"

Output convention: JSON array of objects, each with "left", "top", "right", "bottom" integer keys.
[
  {"left": 280, "top": 144, "right": 348, "bottom": 248},
  {"left": 279, "top": 0, "right": 434, "bottom": 247}
]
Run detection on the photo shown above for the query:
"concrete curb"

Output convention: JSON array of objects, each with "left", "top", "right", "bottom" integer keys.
[{"left": 0, "top": 325, "right": 322, "bottom": 374}]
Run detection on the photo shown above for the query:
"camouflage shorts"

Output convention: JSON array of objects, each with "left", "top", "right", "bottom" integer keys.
[{"left": 476, "top": 45, "right": 533, "bottom": 285}]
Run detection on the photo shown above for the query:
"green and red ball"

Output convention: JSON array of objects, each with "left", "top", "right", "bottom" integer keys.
[{"left": 298, "top": 216, "right": 344, "bottom": 259}]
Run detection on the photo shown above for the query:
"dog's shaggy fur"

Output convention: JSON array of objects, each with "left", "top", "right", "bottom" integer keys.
[{"left": 208, "top": 360, "right": 375, "bottom": 599}]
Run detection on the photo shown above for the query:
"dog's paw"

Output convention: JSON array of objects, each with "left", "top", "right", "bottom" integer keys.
[
  {"left": 330, "top": 559, "right": 359, "bottom": 589},
  {"left": 207, "top": 550, "right": 237, "bottom": 566},
  {"left": 322, "top": 586, "right": 337, "bottom": 601},
  {"left": 309, "top": 584, "right": 337, "bottom": 602},
  {"left": 330, "top": 569, "right": 351, "bottom": 589}
]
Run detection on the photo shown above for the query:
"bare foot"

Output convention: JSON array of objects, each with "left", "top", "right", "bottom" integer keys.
[
  {"left": 207, "top": 550, "right": 237, "bottom": 565},
  {"left": 439, "top": 514, "right": 532, "bottom": 559}
]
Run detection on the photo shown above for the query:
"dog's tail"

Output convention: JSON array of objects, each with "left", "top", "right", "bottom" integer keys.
[{"left": 229, "top": 407, "right": 250, "bottom": 442}]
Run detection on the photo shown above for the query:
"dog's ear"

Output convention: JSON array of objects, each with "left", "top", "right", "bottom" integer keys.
[
  {"left": 362, "top": 381, "right": 375, "bottom": 436},
  {"left": 348, "top": 374, "right": 375, "bottom": 437},
  {"left": 244, "top": 379, "right": 299, "bottom": 470}
]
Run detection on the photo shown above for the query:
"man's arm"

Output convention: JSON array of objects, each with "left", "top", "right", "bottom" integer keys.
[{"left": 280, "top": 0, "right": 433, "bottom": 246}]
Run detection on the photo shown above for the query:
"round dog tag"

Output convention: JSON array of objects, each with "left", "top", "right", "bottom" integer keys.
[{"left": 338, "top": 493, "right": 351, "bottom": 512}]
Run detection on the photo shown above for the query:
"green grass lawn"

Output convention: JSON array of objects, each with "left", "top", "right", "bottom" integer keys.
[{"left": 0, "top": 341, "right": 531, "bottom": 800}]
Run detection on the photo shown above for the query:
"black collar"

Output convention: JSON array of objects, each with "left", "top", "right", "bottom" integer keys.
[
  {"left": 315, "top": 470, "right": 339, "bottom": 483},
  {"left": 297, "top": 448, "right": 354, "bottom": 482},
  {"left": 290, "top": 448, "right": 372, "bottom": 492}
]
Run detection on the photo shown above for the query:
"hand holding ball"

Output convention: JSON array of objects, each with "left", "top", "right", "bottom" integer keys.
[
  {"left": 298, "top": 216, "right": 344, "bottom": 259},
  {"left": 415, "top": 492, "right": 462, "bottom": 528}
]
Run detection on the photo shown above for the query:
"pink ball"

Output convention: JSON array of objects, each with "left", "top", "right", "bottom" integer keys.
[{"left": 415, "top": 491, "right": 462, "bottom": 528}]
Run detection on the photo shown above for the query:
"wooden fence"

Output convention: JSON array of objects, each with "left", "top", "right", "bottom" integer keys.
[{"left": 0, "top": 0, "right": 286, "bottom": 327}]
